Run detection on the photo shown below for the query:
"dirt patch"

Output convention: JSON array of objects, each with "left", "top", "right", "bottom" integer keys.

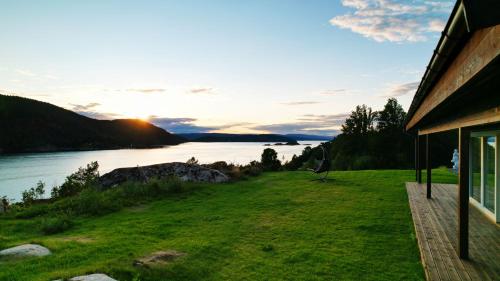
[
  {"left": 127, "top": 205, "right": 150, "bottom": 213},
  {"left": 133, "top": 250, "right": 186, "bottom": 268}
]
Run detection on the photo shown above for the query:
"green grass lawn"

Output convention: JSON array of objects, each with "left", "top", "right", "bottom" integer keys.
[{"left": 0, "top": 169, "right": 457, "bottom": 281}]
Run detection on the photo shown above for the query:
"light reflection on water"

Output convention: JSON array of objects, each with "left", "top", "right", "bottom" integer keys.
[{"left": 0, "top": 141, "right": 322, "bottom": 201}]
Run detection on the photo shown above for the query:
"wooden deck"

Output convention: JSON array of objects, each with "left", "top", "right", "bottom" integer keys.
[{"left": 406, "top": 182, "right": 500, "bottom": 281}]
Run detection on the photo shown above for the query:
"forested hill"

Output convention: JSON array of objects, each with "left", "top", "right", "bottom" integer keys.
[
  {"left": 0, "top": 95, "right": 187, "bottom": 153},
  {"left": 179, "top": 133, "right": 298, "bottom": 143}
]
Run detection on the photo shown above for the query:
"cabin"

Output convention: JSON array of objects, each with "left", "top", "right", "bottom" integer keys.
[{"left": 404, "top": 0, "right": 499, "bottom": 279}]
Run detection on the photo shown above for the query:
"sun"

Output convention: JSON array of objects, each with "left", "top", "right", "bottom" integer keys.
[{"left": 134, "top": 113, "right": 151, "bottom": 121}]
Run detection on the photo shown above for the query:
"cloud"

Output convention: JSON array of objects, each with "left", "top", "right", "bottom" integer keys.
[
  {"left": 297, "top": 113, "right": 350, "bottom": 125},
  {"left": 71, "top": 102, "right": 101, "bottom": 111},
  {"left": 15, "top": 69, "right": 37, "bottom": 77},
  {"left": 126, "top": 88, "right": 166, "bottom": 93},
  {"left": 428, "top": 19, "right": 446, "bottom": 32},
  {"left": 250, "top": 113, "right": 349, "bottom": 136},
  {"left": 70, "top": 102, "right": 122, "bottom": 120},
  {"left": 149, "top": 117, "right": 216, "bottom": 133},
  {"left": 78, "top": 111, "right": 121, "bottom": 120},
  {"left": 281, "top": 101, "right": 321, "bottom": 106},
  {"left": 251, "top": 123, "right": 340, "bottom": 136},
  {"left": 382, "top": 81, "right": 419, "bottom": 97},
  {"left": 188, "top": 87, "right": 215, "bottom": 94},
  {"left": 330, "top": 0, "right": 453, "bottom": 42},
  {"left": 319, "top": 89, "right": 348, "bottom": 95}
]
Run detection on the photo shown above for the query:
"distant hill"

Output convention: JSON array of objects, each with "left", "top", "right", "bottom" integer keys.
[
  {"left": 0, "top": 95, "right": 187, "bottom": 153},
  {"left": 285, "top": 134, "right": 333, "bottom": 141},
  {"left": 179, "top": 133, "right": 298, "bottom": 144},
  {"left": 180, "top": 133, "right": 331, "bottom": 142}
]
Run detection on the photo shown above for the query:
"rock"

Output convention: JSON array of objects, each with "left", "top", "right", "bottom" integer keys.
[
  {"left": 133, "top": 250, "right": 186, "bottom": 268},
  {"left": 70, "top": 274, "right": 117, "bottom": 281},
  {"left": 53, "top": 274, "right": 117, "bottom": 281},
  {"left": 99, "top": 162, "right": 229, "bottom": 188},
  {"left": 0, "top": 244, "right": 51, "bottom": 258}
]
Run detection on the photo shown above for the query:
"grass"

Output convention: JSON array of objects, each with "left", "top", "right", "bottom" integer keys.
[{"left": 0, "top": 168, "right": 457, "bottom": 281}]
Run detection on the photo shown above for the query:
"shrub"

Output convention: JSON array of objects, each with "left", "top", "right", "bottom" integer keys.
[
  {"left": 21, "top": 181, "right": 45, "bottom": 206},
  {"left": 51, "top": 161, "right": 99, "bottom": 199},
  {"left": 0, "top": 196, "right": 10, "bottom": 213},
  {"left": 40, "top": 215, "right": 73, "bottom": 235},
  {"left": 186, "top": 157, "right": 199, "bottom": 165},
  {"left": 241, "top": 161, "right": 263, "bottom": 177}
]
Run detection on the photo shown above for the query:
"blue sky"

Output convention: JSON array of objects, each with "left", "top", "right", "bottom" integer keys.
[{"left": 0, "top": 0, "right": 454, "bottom": 135}]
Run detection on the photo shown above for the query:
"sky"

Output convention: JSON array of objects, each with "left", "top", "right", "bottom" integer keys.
[{"left": 0, "top": 0, "right": 455, "bottom": 136}]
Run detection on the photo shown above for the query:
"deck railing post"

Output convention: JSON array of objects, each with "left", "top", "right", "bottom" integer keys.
[
  {"left": 426, "top": 134, "right": 431, "bottom": 198},
  {"left": 415, "top": 136, "right": 418, "bottom": 181},
  {"left": 458, "top": 127, "right": 470, "bottom": 259},
  {"left": 417, "top": 135, "right": 422, "bottom": 183}
]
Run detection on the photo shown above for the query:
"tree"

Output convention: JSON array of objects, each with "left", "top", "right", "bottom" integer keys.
[
  {"left": 21, "top": 181, "right": 45, "bottom": 205},
  {"left": 261, "top": 148, "right": 281, "bottom": 171},
  {"left": 377, "top": 98, "right": 406, "bottom": 132},
  {"left": 51, "top": 161, "right": 100, "bottom": 199},
  {"left": 341, "top": 104, "right": 377, "bottom": 135}
]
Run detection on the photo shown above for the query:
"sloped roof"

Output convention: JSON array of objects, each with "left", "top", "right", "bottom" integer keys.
[{"left": 405, "top": 0, "right": 500, "bottom": 129}]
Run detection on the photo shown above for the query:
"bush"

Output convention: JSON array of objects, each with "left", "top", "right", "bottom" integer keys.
[
  {"left": 186, "top": 157, "right": 199, "bottom": 165},
  {"left": 21, "top": 181, "right": 45, "bottom": 206},
  {"left": 0, "top": 196, "right": 10, "bottom": 213},
  {"left": 40, "top": 215, "right": 73, "bottom": 235},
  {"left": 51, "top": 161, "right": 99, "bottom": 199},
  {"left": 202, "top": 161, "right": 263, "bottom": 180},
  {"left": 241, "top": 161, "right": 263, "bottom": 177}
]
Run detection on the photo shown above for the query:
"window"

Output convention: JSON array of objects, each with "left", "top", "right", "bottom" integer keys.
[
  {"left": 470, "top": 137, "right": 481, "bottom": 203},
  {"left": 484, "top": 136, "right": 495, "bottom": 212}
]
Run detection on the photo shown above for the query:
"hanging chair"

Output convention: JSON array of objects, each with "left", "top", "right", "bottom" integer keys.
[{"left": 309, "top": 144, "right": 331, "bottom": 181}]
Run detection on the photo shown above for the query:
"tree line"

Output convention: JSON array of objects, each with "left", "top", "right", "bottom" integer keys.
[{"left": 283, "top": 98, "right": 455, "bottom": 171}]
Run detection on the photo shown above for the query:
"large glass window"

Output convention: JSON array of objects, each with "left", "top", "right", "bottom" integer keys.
[
  {"left": 484, "top": 136, "right": 496, "bottom": 212},
  {"left": 471, "top": 137, "right": 482, "bottom": 202}
]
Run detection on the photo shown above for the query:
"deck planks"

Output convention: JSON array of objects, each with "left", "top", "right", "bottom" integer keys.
[{"left": 406, "top": 182, "right": 500, "bottom": 281}]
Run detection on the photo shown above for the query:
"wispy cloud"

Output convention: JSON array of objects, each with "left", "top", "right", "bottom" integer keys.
[
  {"left": 250, "top": 113, "right": 349, "bottom": 136},
  {"left": 15, "top": 69, "right": 37, "bottom": 77},
  {"left": 14, "top": 69, "right": 59, "bottom": 81},
  {"left": 281, "top": 101, "right": 321, "bottom": 106},
  {"left": 251, "top": 123, "right": 340, "bottom": 136},
  {"left": 125, "top": 88, "right": 166, "bottom": 93},
  {"left": 330, "top": 0, "right": 453, "bottom": 42},
  {"left": 319, "top": 89, "right": 348, "bottom": 95},
  {"left": 188, "top": 87, "right": 215, "bottom": 94},
  {"left": 78, "top": 111, "right": 121, "bottom": 120},
  {"left": 70, "top": 102, "right": 121, "bottom": 120},
  {"left": 149, "top": 117, "right": 250, "bottom": 133},
  {"left": 382, "top": 81, "right": 419, "bottom": 97},
  {"left": 71, "top": 102, "right": 100, "bottom": 111}
]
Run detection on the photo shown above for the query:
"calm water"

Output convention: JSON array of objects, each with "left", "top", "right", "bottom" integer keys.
[{"left": 0, "top": 141, "right": 322, "bottom": 201}]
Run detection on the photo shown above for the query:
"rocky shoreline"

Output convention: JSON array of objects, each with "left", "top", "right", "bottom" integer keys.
[{"left": 99, "top": 162, "right": 229, "bottom": 188}]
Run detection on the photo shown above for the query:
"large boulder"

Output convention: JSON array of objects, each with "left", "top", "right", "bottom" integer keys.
[
  {"left": 53, "top": 274, "right": 117, "bottom": 281},
  {"left": 99, "top": 162, "right": 229, "bottom": 188},
  {"left": 0, "top": 244, "right": 51, "bottom": 258}
]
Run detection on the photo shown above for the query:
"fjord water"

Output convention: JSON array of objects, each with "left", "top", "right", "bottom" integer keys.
[{"left": 0, "top": 141, "right": 322, "bottom": 201}]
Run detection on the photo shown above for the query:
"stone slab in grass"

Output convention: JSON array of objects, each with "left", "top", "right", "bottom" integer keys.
[
  {"left": 53, "top": 273, "right": 117, "bottom": 281},
  {"left": 0, "top": 244, "right": 51, "bottom": 258}
]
